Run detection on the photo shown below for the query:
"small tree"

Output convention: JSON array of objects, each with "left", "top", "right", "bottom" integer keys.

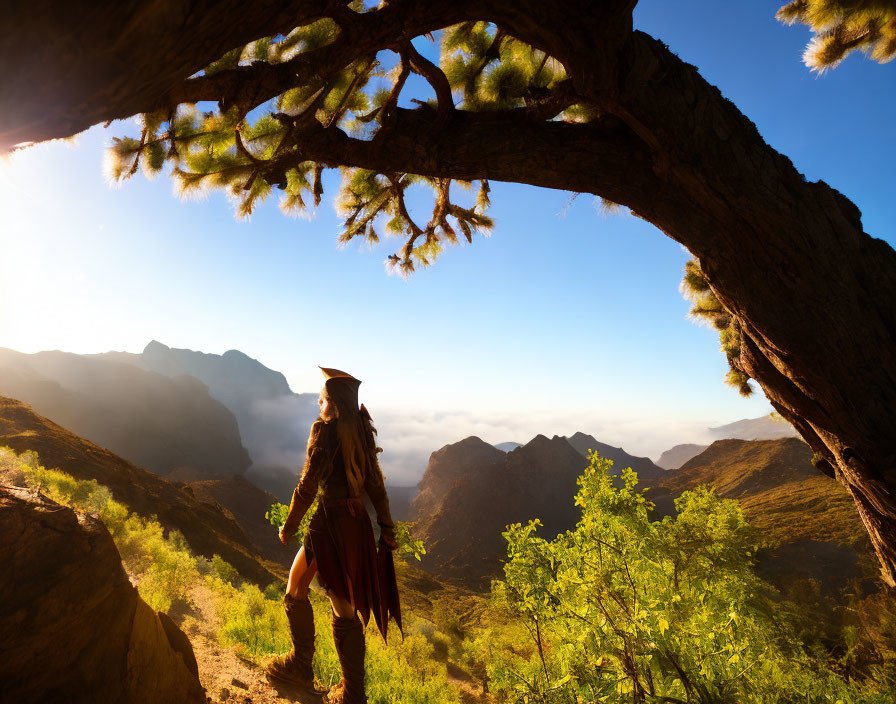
[{"left": 483, "top": 452, "right": 892, "bottom": 703}]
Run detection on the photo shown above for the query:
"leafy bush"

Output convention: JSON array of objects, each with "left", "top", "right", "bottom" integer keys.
[
  {"left": 472, "top": 452, "right": 894, "bottom": 704},
  {"left": 206, "top": 575, "right": 292, "bottom": 656}
]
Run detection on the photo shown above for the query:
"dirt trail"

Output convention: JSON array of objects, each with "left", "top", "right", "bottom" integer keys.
[
  {"left": 173, "top": 578, "right": 489, "bottom": 704},
  {"left": 175, "top": 580, "right": 310, "bottom": 704}
]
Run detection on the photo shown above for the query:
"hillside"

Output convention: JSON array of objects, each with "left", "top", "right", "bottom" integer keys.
[
  {"left": 0, "top": 396, "right": 280, "bottom": 585},
  {"left": 655, "top": 443, "right": 708, "bottom": 470},
  {"left": 182, "top": 475, "right": 294, "bottom": 567},
  {"left": 647, "top": 438, "right": 870, "bottom": 593},
  {"left": 0, "top": 347, "right": 250, "bottom": 478},
  {"left": 648, "top": 438, "right": 862, "bottom": 545},
  {"left": 413, "top": 434, "right": 589, "bottom": 589}
]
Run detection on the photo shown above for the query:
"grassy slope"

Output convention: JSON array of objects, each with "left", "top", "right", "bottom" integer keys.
[
  {"left": 0, "top": 395, "right": 281, "bottom": 585},
  {"left": 647, "top": 438, "right": 864, "bottom": 546}
]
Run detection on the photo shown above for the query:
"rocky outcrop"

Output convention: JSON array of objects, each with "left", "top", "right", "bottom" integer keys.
[
  {"left": 412, "top": 434, "right": 589, "bottom": 590},
  {"left": 410, "top": 436, "right": 506, "bottom": 523},
  {"left": 0, "top": 396, "right": 281, "bottom": 585},
  {"left": 0, "top": 347, "right": 250, "bottom": 478},
  {"left": 0, "top": 485, "right": 205, "bottom": 704}
]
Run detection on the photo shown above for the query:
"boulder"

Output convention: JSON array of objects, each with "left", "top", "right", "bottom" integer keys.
[{"left": 0, "top": 485, "right": 205, "bottom": 704}]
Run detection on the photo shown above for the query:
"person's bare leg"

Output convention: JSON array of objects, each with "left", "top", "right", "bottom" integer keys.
[
  {"left": 287, "top": 546, "right": 318, "bottom": 599},
  {"left": 329, "top": 594, "right": 355, "bottom": 619}
]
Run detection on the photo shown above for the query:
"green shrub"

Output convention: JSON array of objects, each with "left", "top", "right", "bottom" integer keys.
[
  {"left": 471, "top": 451, "right": 894, "bottom": 704},
  {"left": 211, "top": 554, "right": 240, "bottom": 586}
]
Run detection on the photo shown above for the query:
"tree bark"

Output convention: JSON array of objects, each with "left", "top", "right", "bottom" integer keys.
[{"left": 2, "top": 1, "right": 894, "bottom": 585}]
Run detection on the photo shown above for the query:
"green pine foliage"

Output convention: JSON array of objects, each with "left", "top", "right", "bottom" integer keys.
[
  {"left": 470, "top": 451, "right": 894, "bottom": 703},
  {"left": 100, "top": 14, "right": 598, "bottom": 274},
  {"left": 680, "top": 259, "right": 754, "bottom": 397},
  {"left": 777, "top": 1, "right": 896, "bottom": 69}
]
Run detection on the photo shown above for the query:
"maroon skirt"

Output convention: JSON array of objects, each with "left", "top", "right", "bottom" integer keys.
[{"left": 303, "top": 499, "right": 401, "bottom": 640}]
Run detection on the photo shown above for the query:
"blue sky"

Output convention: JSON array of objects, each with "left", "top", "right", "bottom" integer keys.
[{"left": 1, "top": 1, "right": 894, "bottom": 481}]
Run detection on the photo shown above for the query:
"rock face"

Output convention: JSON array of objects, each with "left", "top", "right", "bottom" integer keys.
[
  {"left": 410, "top": 436, "right": 506, "bottom": 524},
  {"left": 0, "top": 395, "right": 280, "bottom": 585},
  {"left": 564, "top": 432, "right": 666, "bottom": 482},
  {"left": 655, "top": 443, "right": 709, "bottom": 470},
  {"left": 0, "top": 347, "right": 250, "bottom": 478},
  {"left": 412, "top": 435, "right": 589, "bottom": 590},
  {"left": 0, "top": 485, "right": 205, "bottom": 704}
]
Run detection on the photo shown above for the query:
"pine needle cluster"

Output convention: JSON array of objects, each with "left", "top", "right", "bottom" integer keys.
[
  {"left": 777, "top": 0, "right": 896, "bottom": 69},
  {"left": 440, "top": 22, "right": 566, "bottom": 111},
  {"left": 103, "top": 10, "right": 591, "bottom": 274},
  {"left": 681, "top": 259, "right": 753, "bottom": 396}
]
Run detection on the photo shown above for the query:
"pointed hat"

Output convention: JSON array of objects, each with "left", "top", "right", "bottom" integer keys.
[{"left": 319, "top": 366, "right": 361, "bottom": 384}]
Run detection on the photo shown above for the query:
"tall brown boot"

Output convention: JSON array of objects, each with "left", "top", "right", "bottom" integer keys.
[
  {"left": 328, "top": 614, "right": 367, "bottom": 704},
  {"left": 266, "top": 594, "right": 318, "bottom": 693}
]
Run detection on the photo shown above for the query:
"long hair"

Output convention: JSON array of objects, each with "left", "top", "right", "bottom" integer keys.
[{"left": 323, "top": 378, "right": 385, "bottom": 496}]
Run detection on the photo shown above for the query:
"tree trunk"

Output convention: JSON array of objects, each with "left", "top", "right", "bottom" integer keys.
[
  {"left": 0, "top": 0, "right": 337, "bottom": 149},
  {"left": 609, "top": 33, "right": 896, "bottom": 586}
]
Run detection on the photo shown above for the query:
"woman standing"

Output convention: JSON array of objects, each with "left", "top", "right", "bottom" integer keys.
[{"left": 266, "top": 367, "right": 401, "bottom": 704}]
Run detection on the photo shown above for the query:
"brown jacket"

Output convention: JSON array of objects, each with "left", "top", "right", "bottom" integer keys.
[{"left": 283, "top": 417, "right": 394, "bottom": 536}]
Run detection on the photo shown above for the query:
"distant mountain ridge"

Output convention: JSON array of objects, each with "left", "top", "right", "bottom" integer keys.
[
  {"left": 0, "top": 347, "right": 250, "bottom": 479},
  {"left": 708, "top": 414, "right": 799, "bottom": 441},
  {"left": 656, "top": 443, "right": 708, "bottom": 470},
  {"left": 564, "top": 432, "right": 665, "bottom": 482},
  {"left": 411, "top": 428, "right": 869, "bottom": 596},
  {"left": 100, "top": 341, "right": 320, "bottom": 499},
  {"left": 653, "top": 414, "right": 800, "bottom": 469}
]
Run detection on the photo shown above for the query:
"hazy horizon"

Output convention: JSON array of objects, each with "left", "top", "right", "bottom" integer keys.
[{"left": 0, "top": 340, "right": 778, "bottom": 486}]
